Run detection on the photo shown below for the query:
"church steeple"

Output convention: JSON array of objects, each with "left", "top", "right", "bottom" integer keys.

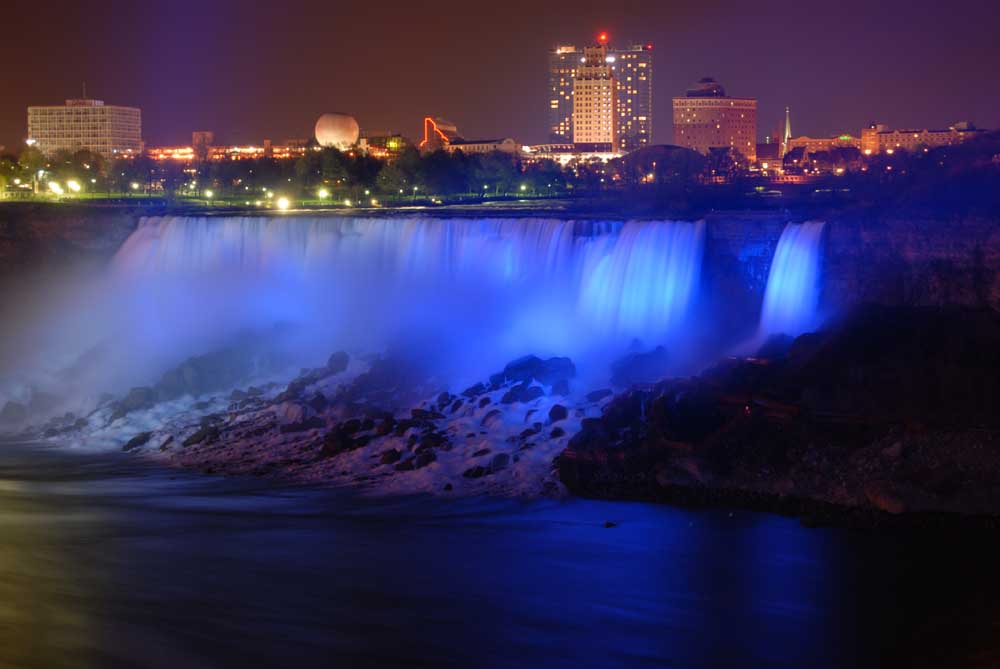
[{"left": 781, "top": 106, "right": 792, "bottom": 156}]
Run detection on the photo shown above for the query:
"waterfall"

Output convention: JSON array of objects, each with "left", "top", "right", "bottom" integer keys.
[
  {"left": 759, "top": 221, "right": 826, "bottom": 337},
  {"left": 98, "top": 216, "right": 706, "bottom": 384}
]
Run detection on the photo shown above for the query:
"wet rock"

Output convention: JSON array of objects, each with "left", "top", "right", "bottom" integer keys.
[
  {"left": 229, "top": 389, "right": 248, "bottom": 401},
  {"left": 881, "top": 442, "right": 904, "bottom": 460},
  {"left": 246, "top": 386, "right": 264, "bottom": 397},
  {"left": 501, "top": 382, "right": 544, "bottom": 404},
  {"left": 865, "top": 483, "right": 906, "bottom": 515},
  {"left": 275, "top": 402, "right": 307, "bottom": 425},
  {"left": 478, "top": 396, "right": 491, "bottom": 408},
  {"left": 443, "top": 483, "right": 453, "bottom": 491},
  {"left": 307, "top": 392, "right": 328, "bottom": 413},
  {"left": 379, "top": 448, "right": 402, "bottom": 465},
  {"left": 122, "top": 431, "right": 153, "bottom": 452},
  {"left": 586, "top": 389, "right": 613, "bottom": 403},
  {"left": 414, "top": 450, "right": 436, "bottom": 469},
  {"left": 111, "top": 386, "right": 157, "bottom": 420},
  {"left": 548, "top": 404, "right": 568, "bottom": 423},
  {"left": 159, "top": 435, "right": 174, "bottom": 451},
  {"left": 462, "top": 383, "right": 486, "bottom": 398},
  {"left": 183, "top": 425, "right": 219, "bottom": 447},
  {"left": 341, "top": 418, "right": 363, "bottom": 434},
  {"left": 327, "top": 351, "right": 349, "bottom": 374},
  {"left": 321, "top": 429, "right": 356, "bottom": 457},
  {"left": 472, "top": 448, "right": 491, "bottom": 457},
  {"left": 494, "top": 355, "right": 576, "bottom": 386},
  {"left": 611, "top": 346, "right": 670, "bottom": 386},
  {"left": 481, "top": 409, "right": 502, "bottom": 428},
  {"left": 411, "top": 408, "right": 444, "bottom": 421},
  {"left": 374, "top": 417, "right": 396, "bottom": 436},
  {"left": 279, "top": 416, "right": 326, "bottom": 433},
  {"left": 462, "top": 465, "right": 488, "bottom": 479},
  {"left": 550, "top": 427, "right": 566, "bottom": 438},
  {"left": 489, "top": 453, "right": 510, "bottom": 473},
  {"left": 450, "top": 399, "right": 464, "bottom": 414},
  {"left": 394, "top": 458, "right": 415, "bottom": 472}
]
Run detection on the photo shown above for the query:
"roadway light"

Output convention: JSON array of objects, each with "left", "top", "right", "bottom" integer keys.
[
  {"left": 344, "top": 199, "right": 352, "bottom": 207},
  {"left": 205, "top": 189, "right": 214, "bottom": 199},
  {"left": 318, "top": 188, "right": 329, "bottom": 198},
  {"left": 130, "top": 182, "right": 140, "bottom": 190},
  {"left": 277, "top": 197, "right": 290, "bottom": 210},
  {"left": 520, "top": 184, "right": 527, "bottom": 191},
  {"left": 66, "top": 180, "right": 81, "bottom": 192},
  {"left": 48, "top": 182, "right": 64, "bottom": 195}
]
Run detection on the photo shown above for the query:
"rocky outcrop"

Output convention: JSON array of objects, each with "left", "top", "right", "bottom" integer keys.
[{"left": 557, "top": 306, "right": 1000, "bottom": 523}]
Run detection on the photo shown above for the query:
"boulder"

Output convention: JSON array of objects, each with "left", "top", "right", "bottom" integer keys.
[
  {"left": 548, "top": 404, "right": 568, "bottom": 423},
  {"left": 327, "top": 351, "right": 349, "bottom": 374},
  {"left": 610, "top": 346, "right": 670, "bottom": 386},
  {"left": 122, "top": 431, "right": 153, "bottom": 452},
  {"left": 864, "top": 483, "right": 906, "bottom": 515},
  {"left": 379, "top": 448, "right": 402, "bottom": 465},
  {"left": 489, "top": 453, "right": 510, "bottom": 473},
  {"left": 414, "top": 451, "right": 436, "bottom": 469},
  {"left": 494, "top": 355, "right": 576, "bottom": 386}
]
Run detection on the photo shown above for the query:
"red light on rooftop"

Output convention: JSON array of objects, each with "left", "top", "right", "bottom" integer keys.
[
  {"left": 646, "top": 43, "right": 653, "bottom": 50},
  {"left": 597, "top": 32, "right": 609, "bottom": 43}
]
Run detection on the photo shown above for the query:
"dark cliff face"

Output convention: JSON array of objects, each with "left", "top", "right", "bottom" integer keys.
[
  {"left": 822, "top": 215, "right": 1000, "bottom": 311},
  {"left": 0, "top": 204, "right": 140, "bottom": 281},
  {"left": 701, "top": 210, "right": 1000, "bottom": 321}
]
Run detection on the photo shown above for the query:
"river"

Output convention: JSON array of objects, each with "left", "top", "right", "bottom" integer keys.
[{"left": 0, "top": 441, "right": 997, "bottom": 668}]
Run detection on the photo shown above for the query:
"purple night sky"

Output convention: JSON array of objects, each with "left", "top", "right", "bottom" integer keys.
[{"left": 1, "top": 0, "right": 998, "bottom": 150}]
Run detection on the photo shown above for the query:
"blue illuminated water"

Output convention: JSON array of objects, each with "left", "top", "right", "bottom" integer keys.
[
  {"left": 105, "top": 216, "right": 704, "bottom": 383},
  {"left": 2, "top": 440, "right": 997, "bottom": 668},
  {"left": 759, "top": 221, "right": 826, "bottom": 337}
]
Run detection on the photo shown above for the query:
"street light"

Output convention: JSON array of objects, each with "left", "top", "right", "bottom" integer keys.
[
  {"left": 318, "top": 188, "right": 329, "bottom": 199},
  {"left": 205, "top": 189, "right": 214, "bottom": 199},
  {"left": 277, "top": 197, "right": 290, "bottom": 210}
]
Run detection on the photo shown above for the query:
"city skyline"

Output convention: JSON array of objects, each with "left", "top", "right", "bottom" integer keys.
[{"left": 1, "top": 0, "right": 999, "bottom": 152}]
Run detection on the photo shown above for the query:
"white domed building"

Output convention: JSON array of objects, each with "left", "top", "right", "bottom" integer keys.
[{"left": 314, "top": 113, "right": 360, "bottom": 150}]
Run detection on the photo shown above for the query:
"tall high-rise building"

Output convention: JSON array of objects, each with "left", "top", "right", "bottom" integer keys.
[
  {"left": 547, "top": 33, "right": 653, "bottom": 152},
  {"left": 27, "top": 99, "right": 142, "bottom": 157},
  {"left": 672, "top": 78, "right": 757, "bottom": 162},
  {"left": 572, "top": 41, "right": 617, "bottom": 149}
]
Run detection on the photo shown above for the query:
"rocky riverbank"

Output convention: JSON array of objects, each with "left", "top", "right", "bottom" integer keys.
[
  {"left": 5, "top": 305, "right": 1000, "bottom": 528},
  {"left": 558, "top": 306, "right": 1000, "bottom": 527}
]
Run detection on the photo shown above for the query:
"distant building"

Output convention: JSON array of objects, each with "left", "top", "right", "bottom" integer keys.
[
  {"left": 359, "top": 132, "right": 411, "bottom": 160},
  {"left": 446, "top": 138, "right": 521, "bottom": 155},
  {"left": 419, "top": 117, "right": 461, "bottom": 152},
  {"left": 192, "top": 131, "right": 214, "bottom": 160},
  {"left": 861, "top": 122, "right": 986, "bottom": 155},
  {"left": 786, "top": 134, "right": 860, "bottom": 154},
  {"left": 755, "top": 140, "right": 782, "bottom": 172},
  {"left": 27, "top": 98, "right": 142, "bottom": 157},
  {"left": 672, "top": 78, "right": 757, "bottom": 162},
  {"left": 573, "top": 41, "right": 617, "bottom": 150},
  {"left": 418, "top": 117, "right": 519, "bottom": 156},
  {"left": 548, "top": 33, "right": 653, "bottom": 152}
]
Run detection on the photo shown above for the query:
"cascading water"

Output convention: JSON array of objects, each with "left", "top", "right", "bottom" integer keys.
[
  {"left": 758, "top": 221, "right": 826, "bottom": 338},
  {"left": 2, "top": 216, "right": 706, "bottom": 409}
]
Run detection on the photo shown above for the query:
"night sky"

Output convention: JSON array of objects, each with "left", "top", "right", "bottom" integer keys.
[{"left": 2, "top": 0, "right": 998, "bottom": 151}]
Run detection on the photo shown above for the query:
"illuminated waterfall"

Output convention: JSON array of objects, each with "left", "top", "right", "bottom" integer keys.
[
  {"left": 107, "top": 216, "right": 706, "bottom": 379},
  {"left": 759, "top": 221, "right": 826, "bottom": 337}
]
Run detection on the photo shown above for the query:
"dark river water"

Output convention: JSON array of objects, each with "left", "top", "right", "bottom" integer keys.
[{"left": 1, "top": 441, "right": 998, "bottom": 669}]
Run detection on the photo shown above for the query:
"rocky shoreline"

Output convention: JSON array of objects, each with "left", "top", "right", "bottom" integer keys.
[
  {"left": 4, "top": 304, "right": 1000, "bottom": 528},
  {"left": 559, "top": 305, "right": 1000, "bottom": 527}
]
